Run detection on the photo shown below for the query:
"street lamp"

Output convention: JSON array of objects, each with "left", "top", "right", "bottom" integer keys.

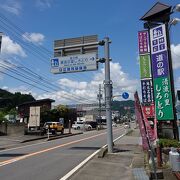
[
  {"left": 170, "top": 18, "right": 180, "bottom": 26},
  {"left": 174, "top": 4, "right": 180, "bottom": 12}
]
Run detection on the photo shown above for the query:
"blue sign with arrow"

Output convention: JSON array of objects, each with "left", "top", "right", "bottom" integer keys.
[{"left": 122, "top": 92, "right": 129, "bottom": 99}]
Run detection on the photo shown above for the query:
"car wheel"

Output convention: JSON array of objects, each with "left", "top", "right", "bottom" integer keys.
[
  {"left": 61, "top": 128, "right": 64, "bottom": 134},
  {"left": 52, "top": 130, "right": 57, "bottom": 135},
  {"left": 88, "top": 126, "right": 91, "bottom": 130},
  {"left": 77, "top": 126, "right": 80, "bottom": 130}
]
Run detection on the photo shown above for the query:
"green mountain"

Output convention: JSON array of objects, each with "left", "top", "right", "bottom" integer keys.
[
  {"left": 0, "top": 89, "right": 35, "bottom": 112},
  {"left": 112, "top": 100, "right": 134, "bottom": 115}
]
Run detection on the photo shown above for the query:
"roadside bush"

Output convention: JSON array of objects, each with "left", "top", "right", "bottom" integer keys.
[{"left": 159, "top": 138, "right": 180, "bottom": 148}]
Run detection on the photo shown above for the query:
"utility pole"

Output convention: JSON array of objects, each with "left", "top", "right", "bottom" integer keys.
[{"left": 104, "top": 37, "right": 113, "bottom": 153}]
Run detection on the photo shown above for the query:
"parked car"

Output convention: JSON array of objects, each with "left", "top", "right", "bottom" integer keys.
[
  {"left": 86, "top": 121, "right": 98, "bottom": 129},
  {"left": 43, "top": 122, "right": 64, "bottom": 135},
  {"left": 72, "top": 121, "right": 92, "bottom": 130}
]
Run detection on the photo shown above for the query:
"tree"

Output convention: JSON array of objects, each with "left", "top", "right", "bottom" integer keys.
[
  {"left": 0, "top": 111, "right": 7, "bottom": 123},
  {"left": 0, "top": 88, "right": 35, "bottom": 113}
]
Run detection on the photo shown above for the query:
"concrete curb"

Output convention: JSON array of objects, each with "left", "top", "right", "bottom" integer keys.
[
  {"left": 98, "top": 131, "right": 128, "bottom": 158},
  {"left": 47, "top": 132, "right": 83, "bottom": 141},
  {"left": 21, "top": 132, "right": 83, "bottom": 143}
]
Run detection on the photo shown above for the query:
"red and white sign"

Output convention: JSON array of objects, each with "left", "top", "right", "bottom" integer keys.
[{"left": 142, "top": 104, "right": 155, "bottom": 117}]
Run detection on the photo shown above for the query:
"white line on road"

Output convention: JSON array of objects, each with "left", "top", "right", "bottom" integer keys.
[{"left": 60, "top": 130, "right": 127, "bottom": 180}]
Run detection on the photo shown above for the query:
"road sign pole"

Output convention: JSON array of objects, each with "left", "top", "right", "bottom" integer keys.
[{"left": 104, "top": 37, "right": 113, "bottom": 153}]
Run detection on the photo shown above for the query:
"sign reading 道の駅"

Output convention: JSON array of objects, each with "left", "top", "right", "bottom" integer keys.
[{"left": 150, "top": 24, "right": 174, "bottom": 120}]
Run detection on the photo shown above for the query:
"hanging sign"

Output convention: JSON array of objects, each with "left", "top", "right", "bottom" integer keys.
[
  {"left": 138, "top": 30, "right": 149, "bottom": 54},
  {"left": 141, "top": 79, "right": 154, "bottom": 103},
  {"left": 150, "top": 24, "right": 174, "bottom": 120},
  {"left": 139, "top": 54, "right": 151, "bottom": 78}
]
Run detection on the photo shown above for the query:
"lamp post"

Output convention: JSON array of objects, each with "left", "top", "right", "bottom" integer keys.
[{"left": 169, "top": 18, "right": 180, "bottom": 26}]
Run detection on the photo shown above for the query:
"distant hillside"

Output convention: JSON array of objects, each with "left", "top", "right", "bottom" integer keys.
[
  {"left": 0, "top": 89, "right": 35, "bottom": 112},
  {"left": 112, "top": 100, "right": 134, "bottom": 115}
]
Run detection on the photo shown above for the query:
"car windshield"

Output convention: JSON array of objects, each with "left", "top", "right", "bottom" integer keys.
[{"left": 45, "top": 122, "right": 52, "bottom": 125}]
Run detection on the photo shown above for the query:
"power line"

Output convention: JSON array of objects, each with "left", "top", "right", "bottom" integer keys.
[
  {"left": 0, "top": 61, "right": 97, "bottom": 103},
  {"left": 0, "top": 13, "right": 94, "bottom": 82},
  {"left": 0, "top": 13, "right": 100, "bottom": 104}
]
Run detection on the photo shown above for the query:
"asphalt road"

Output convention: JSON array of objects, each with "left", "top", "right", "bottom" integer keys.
[{"left": 0, "top": 126, "right": 126, "bottom": 180}]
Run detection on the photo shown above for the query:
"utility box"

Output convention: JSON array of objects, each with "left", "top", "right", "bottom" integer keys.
[{"left": 169, "top": 148, "right": 180, "bottom": 172}]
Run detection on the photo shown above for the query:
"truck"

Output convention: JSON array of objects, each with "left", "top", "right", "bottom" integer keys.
[
  {"left": 84, "top": 115, "right": 96, "bottom": 122},
  {"left": 24, "top": 106, "right": 44, "bottom": 135}
]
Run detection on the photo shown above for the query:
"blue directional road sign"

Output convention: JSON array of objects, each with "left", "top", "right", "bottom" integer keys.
[
  {"left": 122, "top": 92, "right": 129, "bottom": 99},
  {"left": 51, "top": 53, "right": 97, "bottom": 74}
]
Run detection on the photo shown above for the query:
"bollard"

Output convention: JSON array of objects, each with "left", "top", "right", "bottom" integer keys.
[
  {"left": 47, "top": 128, "right": 50, "bottom": 140},
  {"left": 156, "top": 144, "right": 162, "bottom": 167},
  {"left": 69, "top": 120, "right": 71, "bottom": 134}
]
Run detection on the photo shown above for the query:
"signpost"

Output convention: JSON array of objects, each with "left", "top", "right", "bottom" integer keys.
[{"left": 52, "top": 35, "right": 113, "bottom": 153}]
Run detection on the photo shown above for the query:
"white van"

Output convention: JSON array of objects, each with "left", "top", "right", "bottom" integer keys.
[{"left": 72, "top": 121, "right": 92, "bottom": 130}]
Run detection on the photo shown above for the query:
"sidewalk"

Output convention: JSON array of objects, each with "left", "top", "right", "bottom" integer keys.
[{"left": 69, "top": 128, "right": 177, "bottom": 180}]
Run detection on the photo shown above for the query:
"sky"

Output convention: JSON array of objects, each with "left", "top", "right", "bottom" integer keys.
[{"left": 0, "top": 0, "right": 180, "bottom": 105}]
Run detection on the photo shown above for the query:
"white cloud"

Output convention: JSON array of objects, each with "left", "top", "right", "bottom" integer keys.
[
  {"left": 0, "top": 0, "right": 21, "bottom": 15},
  {"left": 2, "top": 86, "right": 9, "bottom": 90},
  {"left": 1, "top": 35, "right": 26, "bottom": 57},
  {"left": 171, "top": 44, "right": 180, "bottom": 69},
  {"left": 22, "top": 32, "right": 45, "bottom": 45},
  {"left": 1, "top": 61, "right": 138, "bottom": 105},
  {"left": 36, "top": 62, "right": 138, "bottom": 104},
  {"left": 35, "top": 0, "right": 53, "bottom": 10}
]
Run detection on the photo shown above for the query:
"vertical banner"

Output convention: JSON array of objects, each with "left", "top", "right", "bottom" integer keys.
[
  {"left": 138, "top": 30, "right": 149, "bottom": 54},
  {"left": 142, "top": 104, "right": 155, "bottom": 117},
  {"left": 150, "top": 24, "right": 174, "bottom": 120},
  {"left": 142, "top": 103, "right": 156, "bottom": 142},
  {"left": 134, "top": 92, "right": 156, "bottom": 150},
  {"left": 138, "top": 30, "right": 154, "bottom": 104},
  {"left": 141, "top": 79, "right": 154, "bottom": 103},
  {"left": 139, "top": 54, "right": 151, "bottom": 78},
  {"left": 134, "top": 91, "right": 149, "bottom": 150}
]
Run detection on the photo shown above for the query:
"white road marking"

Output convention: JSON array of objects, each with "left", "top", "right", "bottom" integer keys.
[{"left": 60, "top": 129, "right": 127, "bottom": 180}]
